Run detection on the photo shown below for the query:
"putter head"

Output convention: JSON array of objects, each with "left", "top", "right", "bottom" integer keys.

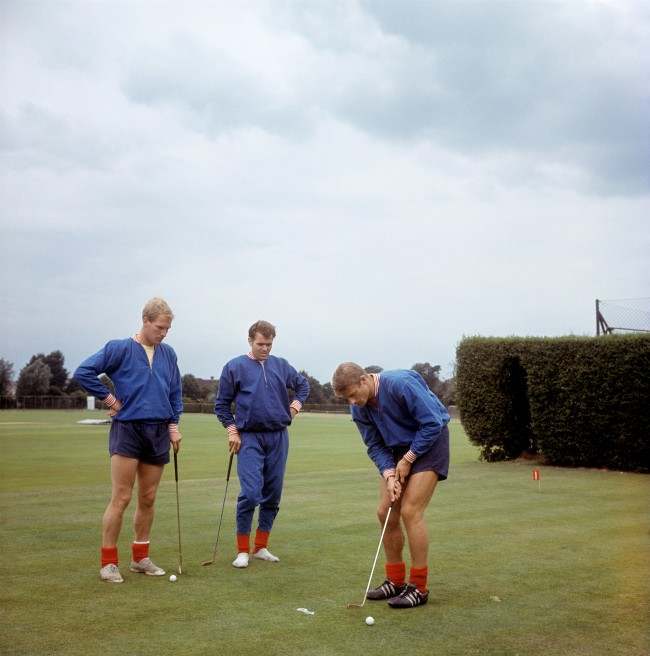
[
  {"left": 201, "top": 559, "right": 215, "bottom": 567},
  {"left": 346, "top": 602, "right": 364, "bottom": 609}
]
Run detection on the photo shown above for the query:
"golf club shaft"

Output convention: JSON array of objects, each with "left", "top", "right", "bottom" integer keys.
[
  {"left": 358, "top": 504, "right": 393, "bottom": 607},
  {"left": 173, "top": 449, "right": 183, "bottom": 574},
  {"left": 211, "top": 452, "right": 234, "bottom": 558},
  {"left": 203, "top": 452, "right": 234, "bottom": 565}
]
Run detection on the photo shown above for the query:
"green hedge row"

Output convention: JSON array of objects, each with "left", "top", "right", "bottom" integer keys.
[{"left": 456, "top": 335, "right": 650, "bottom": 472}]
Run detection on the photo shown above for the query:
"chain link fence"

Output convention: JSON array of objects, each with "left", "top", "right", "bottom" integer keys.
[{"left": 596, "top": 297, "right": 650, "bottom": 335}]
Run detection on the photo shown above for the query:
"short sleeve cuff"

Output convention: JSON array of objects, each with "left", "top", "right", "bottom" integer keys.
[
  {"left": 226, "top": 424, "right": 240, "bottom": 438},
  {"left": 382, "top": 469, "right": 396, "bottom": 479},
  {"left": 290, "top": 400, "right": 302, "bottom": 412}
]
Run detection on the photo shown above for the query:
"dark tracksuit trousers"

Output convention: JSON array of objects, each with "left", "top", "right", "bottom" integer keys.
[{"left": 236, "top": 429, "right": 289, "bottom": 534}]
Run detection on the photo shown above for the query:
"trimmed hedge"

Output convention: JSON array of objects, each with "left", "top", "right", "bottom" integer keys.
[{"left": 456, "top": 335, "right": 650, "bottom": 472}]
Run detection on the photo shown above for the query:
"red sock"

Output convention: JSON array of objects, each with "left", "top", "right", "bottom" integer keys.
[
  {"left": 254, "top": 529, "right": 270, "bottom": 552},
  {"left": 132, "top": 541, "right": 149, "bottom": 562},
  {"left": 237, "top": 533, "right": 250, "bottom": 553},
  {"left": 386, "top": 561, "right": 406, "bottom": 586},
  {"left": 409, "top": 566, "right": 428, "bottom": 593},
  {"left": 101, "top": 546, "right": 118, "bottom": 567}
]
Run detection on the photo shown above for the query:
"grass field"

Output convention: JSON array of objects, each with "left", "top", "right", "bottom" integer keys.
[{"left": 1, "top": 410, "right": 648, "bottom": 656}]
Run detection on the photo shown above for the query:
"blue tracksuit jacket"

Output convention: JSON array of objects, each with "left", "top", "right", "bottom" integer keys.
[
  {"left": 215, "top": 355, "right": 310, "bottom": 432},
  {"left": 74, "top": 338, "right": 183, "bottom": 424},
  {"left": 352, "top": 370, "right": 450, "bottom": 476}
]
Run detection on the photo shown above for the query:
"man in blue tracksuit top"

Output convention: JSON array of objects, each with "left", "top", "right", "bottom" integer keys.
[
  {"left": 215, "top": 320, "right": 310, "bottom": 568},
  {"left": 74, "top": 298, "right": 183, "bottom": 583},
  {"left": 332, "top": 363, "right": 450, "bottom": 609}
]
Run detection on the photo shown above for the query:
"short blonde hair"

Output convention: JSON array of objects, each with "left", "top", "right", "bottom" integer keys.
[
  {"left": 332, "top": 362, "right": 365, "bottom": 396},
  {"left": 142, "top": 297, "right": 174, "bottom": 322}
]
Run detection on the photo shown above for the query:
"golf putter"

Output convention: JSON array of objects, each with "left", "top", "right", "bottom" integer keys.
[
  {"left": 201, "top": 451, "right": 235, "bottom": 566},
  {"left": 173, "top": 447, "right": 183, "bottom": 574},
  {"left": 346, "top": 503, "right": 394, "bottom": 608}
]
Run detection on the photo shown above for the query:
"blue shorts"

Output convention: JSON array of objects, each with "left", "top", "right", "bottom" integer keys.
[
  {"left": 393, "top": 424, "right": 450, "bottom": 481},
  {"left": 108, "top": 420, "right": 170, "bottom": 465}
]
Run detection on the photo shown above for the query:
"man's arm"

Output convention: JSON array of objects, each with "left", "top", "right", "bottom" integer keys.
[
  {"left": 169, "top": 355, "right": 183, "bottom": 424},
  {"left": 286, "top": 364, "right": 310, "bottom": 416},
  {"left": 168, "top": 353, "right": 183, "bottom": 452},
  {"left": 73, "top": 342, "right": 122, "bottom": 409},
  {"left": 354, "top": 412, "right": 402, "bottom": 501},
  {"left": 353, "top": 410, "right": 396, "bottom": 478},
  {"left": 214, "top": 363, "right": 240, "bottom": 453}
]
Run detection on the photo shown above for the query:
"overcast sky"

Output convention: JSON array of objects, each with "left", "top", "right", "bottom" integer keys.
[{"left": 1, "top": 1, "right": 649, "bottom": 384}]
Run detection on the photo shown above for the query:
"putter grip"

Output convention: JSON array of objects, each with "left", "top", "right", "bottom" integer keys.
[{"left": 226, "top": 453, "right": 234, "bottom": 480}]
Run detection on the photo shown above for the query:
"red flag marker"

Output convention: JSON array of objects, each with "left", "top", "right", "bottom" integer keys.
[{"left": 532, "top": 468, "right": 541, "bottom": 492}]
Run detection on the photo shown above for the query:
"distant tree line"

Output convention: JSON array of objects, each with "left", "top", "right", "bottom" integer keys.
[
  {"left": 1, "top": 351, "right": 84, "bottom": 399},
  {"left": 0, "top": 354, "right": 456, "bottom": 407},
  {"left": 181, "top": 374, "right": 219, "bottom": 402},
  {"left": 182, "top": 363, "right": 456, "bottom": 407}
]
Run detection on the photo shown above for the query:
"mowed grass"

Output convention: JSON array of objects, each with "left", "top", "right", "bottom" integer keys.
[{"left": 1, "top": 411, "right": 648, "bottom": 656}]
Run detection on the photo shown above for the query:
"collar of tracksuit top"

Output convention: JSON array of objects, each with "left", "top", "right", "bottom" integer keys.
[
  {"left": 102, "top": 333, "right": 154, "bottom": 407},
  {"left": 371, "top": 373, "right": 380, "bottom": 399},
  {"left": 247, "top": 352, "right": 269, "bottom": 381},
  {"left": 246, "top": 352, "right": 302, "bottom": 412}
]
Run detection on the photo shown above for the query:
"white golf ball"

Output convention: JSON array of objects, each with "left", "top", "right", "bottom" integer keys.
[
  {"left": 169, "top": 574, "right": 177, "bottom": 582},
  {"left": 365, "top": 616, "right": 375, "bottom": 626}
]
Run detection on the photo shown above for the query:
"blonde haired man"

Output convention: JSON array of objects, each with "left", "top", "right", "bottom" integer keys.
[
  {"left": 332, "top": 363, "right": 450, "bottom": 609},
  {"left": 74, "top": 297, "right": 183, "bottom": 582}
]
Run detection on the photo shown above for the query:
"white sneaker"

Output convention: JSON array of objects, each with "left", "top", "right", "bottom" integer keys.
[
  {"left": 253, "top": 547, "right": 280, "bottom": 562},
  {"left": 129, "top": 557, "right": 165, "bottom": 576},
  {"left": 232, "top": 552, "right": 250, "bottom": 568},
  {"left": 100, "top": 563, "right": 124, "bottom": 583}
]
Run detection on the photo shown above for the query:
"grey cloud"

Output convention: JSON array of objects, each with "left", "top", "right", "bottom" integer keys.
[
  {"left": 0, "top": 104, "right": 134, "bottom": 175},
  {"left": 112, "top": 2, "right": 650, "bottom": 195},
  {"left": 121, "top": 34, "right": 315, "bottom": 139},
  {"left": 328, "top": 0, "right": 650, "bottom": 195}
]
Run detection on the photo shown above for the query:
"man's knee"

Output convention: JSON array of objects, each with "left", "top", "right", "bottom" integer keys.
[
  {"left": 138, "top": 488, "right": 157, "bottom": 509},
  {"left": 400, "top": 501, "right": 423, "bottom": 526},
  {"left": 260, "top": 498, "right": 280, "bottom": 511},
  {"left": 377, "top": 505, "right": 400, "bottom": 529},
  {"left": 110, "top": 489, "right": 132, "bottom": 512},
  {"left": 238, "top": 491, "right": 261, "bottom": 510}
]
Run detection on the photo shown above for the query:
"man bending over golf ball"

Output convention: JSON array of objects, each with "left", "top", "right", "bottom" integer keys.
[
  {"left": 332, "top": 363, "right": 450, "bottom": 608},
  {"left": 215, "top": 320, "right": 309, "bottom": 568},
  {"left": 74, "top": 298, "right": 183, "bottom": 583}
]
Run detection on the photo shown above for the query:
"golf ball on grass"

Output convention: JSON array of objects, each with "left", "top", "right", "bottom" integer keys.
[
  {"left": 169, "top": 574, "right": 177, "bottom": 582},
  {"left": 365, "top": 616, "right": 375, "bottom": 626}
]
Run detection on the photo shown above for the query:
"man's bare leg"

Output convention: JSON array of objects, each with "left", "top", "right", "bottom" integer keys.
[
  {"left": 377, "top": 479, "right": 405, "bottom": 562},
  {"left": 102, "top": 455, "right": 138, "bottom": 546},
  {"left": 133, "top": 461, "right": 165, "bottom": 542},
  {"left": 399, "top": 470, "right": 438, "bottom": 568}
]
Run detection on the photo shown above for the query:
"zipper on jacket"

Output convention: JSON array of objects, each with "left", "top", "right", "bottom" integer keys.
[{"left": 134, "top": 335, "right": 155, "bottom": 371}]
